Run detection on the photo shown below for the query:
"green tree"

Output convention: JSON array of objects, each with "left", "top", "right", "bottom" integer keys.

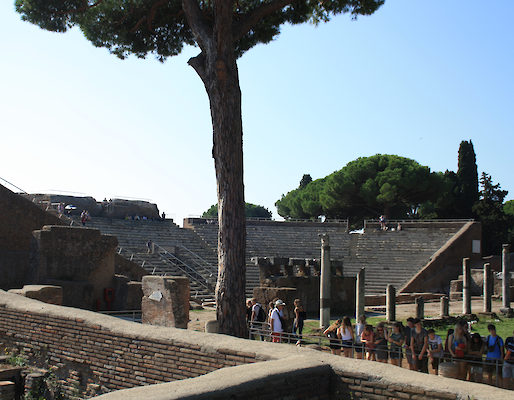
[
  {"left": 202, "top": 203, "right": 272, "bottom": 219},
  {"left": 418, "top": 170, "right": 460, "bottom": 219},
  {"left": 320, "top": 154, "right": 438, "bottom": 221},
  {"left": 456, "top": 140, "right": 479, "bottom": 217},
  {"left": 276, "top": 154, "right": 439, "bottom": 223},
  {"left": 299, "top": 174, "right": 313, "bottom": 189},
  {"left": 472, "top": 172, "right": 512, "bottom": 255},
  {"left": 504, "top": 200, "right": 514, "bottom": 217},
  {"left": 15, "top": 0, "right": 384, "bottom": 336}
]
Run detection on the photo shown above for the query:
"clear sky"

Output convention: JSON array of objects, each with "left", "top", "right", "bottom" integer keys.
[{"left": 1, "top": 1, "right": 513, "bottom": 225}]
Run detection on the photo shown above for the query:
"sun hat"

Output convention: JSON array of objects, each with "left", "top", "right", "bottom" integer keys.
[{"left": 275, "top": 299, "right": 286, "bottom": 306}]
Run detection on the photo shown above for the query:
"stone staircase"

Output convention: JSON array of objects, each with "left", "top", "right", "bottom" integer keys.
[
  {"left": 187, "top": 219, "right": 466, "bottom": 296},
  {"left": 84, "top": 217, "right": 219, "bottom": 302}
]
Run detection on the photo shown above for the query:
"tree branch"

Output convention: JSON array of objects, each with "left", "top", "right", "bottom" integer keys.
[
  {"left": 188, "top": 53, "right": 207, "bottom": 83},
  {"left": 233, "top": 0, "right": 293, "bottom": 41},
  {"left": 182, "top": 0, "right": 212, "bottom": 53}
]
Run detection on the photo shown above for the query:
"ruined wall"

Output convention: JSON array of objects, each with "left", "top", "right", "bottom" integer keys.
[
  {"left": 401, "top": 222, "right": 482, "bottom": 293},
  {"left": 0, "top": 291, "right": 261, "bottom": 398},
  {"left": 30, "top": 226, "right": 118, "bottom": 309},
  {"left": 0, "top": 291, "right": 510, "bottom": 400},
  {"left": 0, "top": 185, "right": 63, "bottom": 290}
]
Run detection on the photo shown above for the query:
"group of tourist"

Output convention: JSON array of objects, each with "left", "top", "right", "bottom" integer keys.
[
  {"left": 246, "top": 304, "right": 514, "bottom": 389},
  {"left": 324, "top": 316, "right": 514, "bottom": 388},
  {"left": 247, "top": 298, "right": 306, "bottom": 345}
]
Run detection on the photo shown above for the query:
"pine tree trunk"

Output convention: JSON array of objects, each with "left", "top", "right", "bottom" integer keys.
[
  {"left": 183, "top": 0, "right": 247, "bottom": 337},
  {"left": 207, "top": 57, "right": 247, "bottom": 337}
]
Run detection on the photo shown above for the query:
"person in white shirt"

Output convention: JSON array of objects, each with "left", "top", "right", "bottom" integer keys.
[
  {"left": 354, "top": 315, "right": 366, "bottom": 359},
  {"left": 270, "top": 299, "right": 285, "bottom": 343}
]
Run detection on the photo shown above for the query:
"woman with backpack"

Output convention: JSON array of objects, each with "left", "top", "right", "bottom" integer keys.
[{"left": 324, "top": 320, "right": 342, "bottom": 355}]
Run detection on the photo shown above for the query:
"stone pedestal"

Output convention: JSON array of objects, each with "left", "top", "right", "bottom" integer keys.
[
  {"left": 205, "top": 320, "right": 219, "bottom": 333},
  {"left": 252, "top": 257, "right": 272, "bottom": 284},
  {"left": 462, "top": 258, "right": 471, "bottom": 315},
  {"left": 307, "top": 259, "right": 320, "bottom": 276},
  {"left": 415, "top": 297, "right": 424, "bottom": 320},
  {"left": 141, "top": 276, "right": 190, "bottom": 328},
  {"left": 386, "top": 284, "right": 396, "bottom": 322},
  {"left": 501, "top": 244, "right": 512, "bottom": 314},
  {"left": 8, "top": 285, "right": 63, "bottom": 305},
  {"left": 355, "top": 268, "right": 365, "bottom": 319},
  {"left": 483, "top": 263, "right": 492, "bottom": 313},
  {"left": 440, "top": 296, "right": 449, "bottom": 317},
  {"left": 319, "top": 234, "right": 331, "bottom": 329}
]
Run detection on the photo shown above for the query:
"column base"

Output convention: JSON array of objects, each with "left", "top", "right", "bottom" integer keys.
[{"left": 499, "top": 307, "right": 514, "bottom": 317}]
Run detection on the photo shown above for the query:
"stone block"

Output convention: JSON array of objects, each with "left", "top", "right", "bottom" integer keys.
[
  {"left": 46, "top": 279, "right": 94, "bottom": 309},
  {"left": 125, "top": 281, "right": 143, "bottom": 310},
  {"left": 8, "top": 285, "right": 63, "bottom": 305},
  {"left": 269, "top": 257, "right": 288, "bottom": 266},
  {"left": 142, "top": 276, "right": 190, "bottom": 328},
  {"left": 289, "top": 258, "right": 306, "bottom": 267}
]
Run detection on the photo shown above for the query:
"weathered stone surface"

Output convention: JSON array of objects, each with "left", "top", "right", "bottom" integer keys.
[
  {"left": 8, "top": 285, "right": 62, "bottom": 305},
  {"left": 141, "top": 276, "right": 190, "bottom": 328},
  {"left": 288, "top": 258, "right": 306, "bottom": 267},
  {"left": 30, "top": 225, "right": 117, "bottom": 310},
  {"left": 125, "top": 281, "right": 143, "bottom": 310}
]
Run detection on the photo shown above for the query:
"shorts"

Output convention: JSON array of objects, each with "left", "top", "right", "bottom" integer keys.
[
  {"left": 503, "top": 362, "right": 514, "bottom": 379},
  {"left": 341, "top": 340, "right": 353, "bottom": 349},
  {"left": 430, "top": 357, "right": 440, "bottom": 370},
  {"left": 329, "top": 339, "right": 341, "bottom": 350},
  {"left": 484, "top": 359, "right": 502, "bottom": 374},
  {"left": 272, "top": 332, "right": 281, "bottom": 343},
  {"left": 389, "top": 348, "right": 403, "bottom": 359}
]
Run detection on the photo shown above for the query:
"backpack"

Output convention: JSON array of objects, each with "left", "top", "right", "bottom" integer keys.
[
  {"left": 256, "top": 304, "right": 266, "bottom": 322},
  {"left": 487, "top": 335, "right": 500, "bottom": 353}
]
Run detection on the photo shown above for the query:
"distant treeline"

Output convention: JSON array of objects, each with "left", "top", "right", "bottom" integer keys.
[{"left": 275, "top": 141, "right": 513, "bottom": 255}]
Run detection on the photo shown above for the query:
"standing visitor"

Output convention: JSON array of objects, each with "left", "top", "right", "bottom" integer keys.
[
  {"left": 250, "top": 298, "right": 265, "bottom": 341},
  {"left": 467, "top": 333, "right": 485, "bottom": 383},
  {"left": 270, "top": 300, "right": 286, "bottom": 343},
  {"left": 361, "top": 324, "right": 376, "bottom": 361},
  {"left": 410, "top": 319, "right": 428, "bottom": 373},
  {"left": 503, "top": 329, "right": 514, "bottom": 390},
  {"left": 246, "top": 299, "right": 253, "bottom": 323},
  {"left": 448, "top": 323, "right": 468, "bottom": 379},
  {"left": 339, "top": 316, "right": 354, "bottom": 358},
  {"left": 404, "top": 317, "right": 416, "bottom": 370},
  {"left": 427, "top": 329, "right": 443, "bottom": 375},
  {"left": 354, "top": 315, "right": 367, "bottom": 359},
  {"left": 293, "top": 299, "right": 306, "bottom": 346},
  {"left": 375, "top": 323, "right": 389, "bottom": 363},
  {"left": 80, "top": 210, "right": 88, "bottom": 226},
  {"left": 388, "top": 322, "right": 404, "bottom": 366},
  {"left": 324, "top": 320, "right": 342, "bottom": 356},
  {"left": 485, "top": 324, "right": 504, "bottom": 386},
  {"left": 443, "top": 328, "right": 455, "bottom": 361}
]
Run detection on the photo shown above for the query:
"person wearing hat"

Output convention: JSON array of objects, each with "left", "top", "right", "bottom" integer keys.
[{"left": 270, "top": 299, "right": 286, "bottom": 343}]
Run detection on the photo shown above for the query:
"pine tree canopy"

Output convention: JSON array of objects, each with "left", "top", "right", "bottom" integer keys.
[{"left": 16, "top": 0, "right": 384, "bottom": 61}]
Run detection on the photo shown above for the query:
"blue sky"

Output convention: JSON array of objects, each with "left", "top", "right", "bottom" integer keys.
[{"left": 1, "top": 1, "right": 513, "bottom": 224}]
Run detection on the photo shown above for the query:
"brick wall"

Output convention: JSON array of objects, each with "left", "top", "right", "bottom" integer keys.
[
  {"left": 0, "top": 291, "right": 262, "bottom": 397},
  {"left": 0, "top": 291, "right": 511, "bottom": 400}
]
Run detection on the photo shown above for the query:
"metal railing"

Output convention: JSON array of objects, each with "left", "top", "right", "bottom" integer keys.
[
  {"left": 171, "top": 243, "right": 217, "bottom": 279},
  {"left": 248, "top": 322, "right": 510, "bottom": 389},
  {"left": 153, "top": 243, "right": 215, "bottom": 292}
]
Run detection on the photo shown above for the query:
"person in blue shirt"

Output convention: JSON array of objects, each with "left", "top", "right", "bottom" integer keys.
[{"left": 485, "top": 324, "right": 504, "bottom": 386}]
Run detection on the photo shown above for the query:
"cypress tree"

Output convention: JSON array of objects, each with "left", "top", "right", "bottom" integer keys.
[{"left": 457, "top": 140, "right": 479, "bottom": 217}]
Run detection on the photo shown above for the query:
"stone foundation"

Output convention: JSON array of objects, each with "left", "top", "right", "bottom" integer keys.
[{"left": 141, "top": 276, "right": 189, "bottom": 328}]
